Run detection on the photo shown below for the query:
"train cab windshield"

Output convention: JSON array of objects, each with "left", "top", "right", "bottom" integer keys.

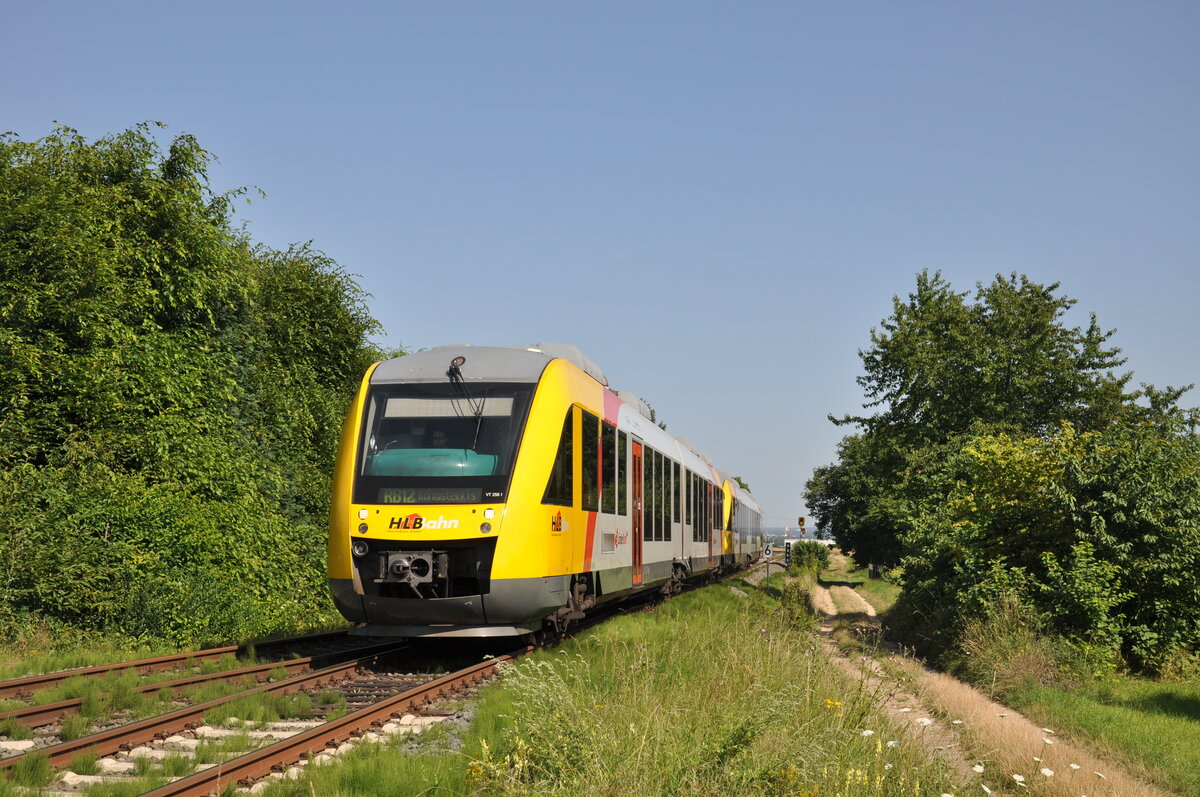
[{"left": 353, "top": 382, "right": 534, "bottom": 505}]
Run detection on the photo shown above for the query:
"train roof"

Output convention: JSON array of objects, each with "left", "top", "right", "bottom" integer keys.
[
  {"left": 729, "top": 480, "right": 762, "bottom": 514},
  {"left": 371, "top": 343, "right": 608, "bottom": 386},
  {"left": 371, "top": 343, "right": 730, "bottom": 485}
]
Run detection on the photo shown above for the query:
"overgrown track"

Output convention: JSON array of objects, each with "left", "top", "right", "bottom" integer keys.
[
  {"left": 0, "top": 630, "right": 355, "bottom": 700},
  {"left": 0, "top": 640, "right": 403, "bottom": 731},
  {"left": 0, "top": 567, "right": 757, "bottom": 791},
  {"left": 0, "top": 644, "right": 411, "bottom": 775},
  {"left": 139, "top": 650, "right": 529, "bottom": 797}
]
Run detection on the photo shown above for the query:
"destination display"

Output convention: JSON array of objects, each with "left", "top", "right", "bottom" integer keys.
[{"left": 378, "top": 487, "right": 484, "bottom": 504}]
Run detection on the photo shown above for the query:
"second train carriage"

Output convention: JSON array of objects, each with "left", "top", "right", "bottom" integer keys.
[{"left": 328, "top": 343, "right": 763, "bottom": 638}]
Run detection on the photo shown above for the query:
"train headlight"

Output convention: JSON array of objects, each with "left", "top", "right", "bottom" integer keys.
[
  {"left": 480, "top": 522, "right": 492, "bottom": 534},
  {"left": 357, "top": 523, "right": 369, "bottom": 534},
  {"left": 351, "top": 540, "right": 369, "bottom": 557}
]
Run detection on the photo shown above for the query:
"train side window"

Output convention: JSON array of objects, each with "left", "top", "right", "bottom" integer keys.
[
  {"left": 617, "top": 431, "right": 628, "bottom": 516},
  {"left": 542, "top": 409, "right": 573, "bottom": 507},
  {"left": 652, "top": 449, "right": 662, "bottom": 541},
  {"left": 692, "top": 474, "right": 699, "bottom": 542},
  {"left": 651, "top": 450, "right": 661, "bottom": 542},
  {"left": 660, "top": 453, "right": 669, "bottom": 541},
  {"left": 682, "top": 469, "right": 690, "bottom": 527},
  {"left": 703, "top": 482, "right": 711, "bottom": 542},
  {"left": 642, "top": 446, "right": 654, "bottom": 542},
  {"left": 673, "top": 462, "right": 681, "bottom": 525},
  {"left": 581, "top": 410, "right": 599, "bottom": 512},
  {"left": 601, "top": 421, "right": 616, "bottom": 514}
]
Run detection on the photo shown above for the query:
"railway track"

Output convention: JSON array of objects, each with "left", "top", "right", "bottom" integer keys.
[
  {"left": 0, "top": 636, "right": 526, "bottom": 795},
  {"left": 139, "top": 651, "right": 526, "bottom": 797},
  {"left": 0, "top": 567, "right": 754, "bottom": 793},
  {"left": 0, "top": 639, "right": 403, "bottom": 732},
  {"left": 0, "top": 629, "right": 357, "bottom": 700}
]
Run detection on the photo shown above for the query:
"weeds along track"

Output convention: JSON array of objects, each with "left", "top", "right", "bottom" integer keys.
[
  {"left": 1, "top": 567, "right": 759, "bottom": 794},
  {"left": 1, "top": 643, "right": 528, "bottom": 796},
  {"left": 0, "top": 641, "right": 404, "bottom": 768},
  {"left": 0, "top": 630, "right": 359, "bottom": 700},
  {"left": 0, "top": 639, "right": 404, "bottom": 736}
]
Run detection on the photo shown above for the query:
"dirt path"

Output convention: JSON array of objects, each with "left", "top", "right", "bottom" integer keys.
[{"left": 807, "top": 554, "right": 1174, "bottom": 797}]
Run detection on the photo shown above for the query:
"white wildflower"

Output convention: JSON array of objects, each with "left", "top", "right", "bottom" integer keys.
[
  {"left": 981, "top": 786, "right": 992, "bottom": 795},
  {"left": 1041, "top": 728, "right": 1055, "bottom": 734},
  {"left": 898, "top": 707, "right": 912, "bottom": 713},
  {"left": 1043, "top": 737, "right": 1055, "bottom": 745},
  {"left": 1069, "top": 764, "right": 1081, "bottom": 771},
  {"left": 973, "top": 764, "right": 985, "bottom": 774},
  {"left": 916, "top": 717, "right": 934, "bottom": 726},
  {"left": 1040, "top": 768, "right": 1054, "bottom": 777},
  {"left": 860, "top": 730, "right": 875, "bottom": 737},
  {"left": 1012, "top": 774, "right": 1025, "bottom": 783},
  {"left": 1094, "top": 772, "right": 1106, "bottom": 779},
  {"left": 952, "top": 719, "right": 964, "bottom": 725},
  {"left": 887, "top": 740, "right": 900, "bottom": 748}
]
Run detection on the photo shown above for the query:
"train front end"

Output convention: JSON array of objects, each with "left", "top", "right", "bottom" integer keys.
[{"left": 327, "top": 345, "right": 576, "bottom": 637}]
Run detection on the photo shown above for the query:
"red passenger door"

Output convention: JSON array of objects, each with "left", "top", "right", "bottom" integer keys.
[{"left": 632, "top": 442, "right": 643, "bottom": 585}]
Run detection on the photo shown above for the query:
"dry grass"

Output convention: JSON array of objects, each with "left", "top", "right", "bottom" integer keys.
[
  {"left": 829, "top": 584, "right": 876, "bottom": 617},
  {"left": 889, "top": 655, "right": 1174, "bottom": 797},
  {"left": 809, "top": 584, "right": 837, "bottom": 616}
]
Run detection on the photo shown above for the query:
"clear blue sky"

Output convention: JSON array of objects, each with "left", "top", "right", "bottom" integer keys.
[{"left": 5, "top": 2, "right": 1198, "bottom": 528}]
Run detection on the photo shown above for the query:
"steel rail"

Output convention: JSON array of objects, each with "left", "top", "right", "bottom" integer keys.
[
  {"left": 0, "top": 640, "right": 403, "bottom": 730},
  {"left": 138, "top": 647, "right": 532, "bottom": 797},
  {"left": 0, "top": 629, "right": 351, "bottom": 700},
  {"left": 0, "top": 644, "right": 406, "bottom": 775}
]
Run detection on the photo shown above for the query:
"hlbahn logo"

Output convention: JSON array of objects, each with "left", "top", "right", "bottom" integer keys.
[
  {"left": 389, "top": 513, "right": 459, "bottom": 531},
  {"left": 551, "top": 511, "right": 564, "bottom": 533}
]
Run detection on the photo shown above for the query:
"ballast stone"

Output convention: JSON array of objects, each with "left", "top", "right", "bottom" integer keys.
[
  {"left": 96, "top": 758, "right": 137, "bottom": 775},
  {"left": 162, "top": 734, "right": 200, "bottom": 751},
  {"left": 51, "top": 772, "right": 108, "bottom": 791}
]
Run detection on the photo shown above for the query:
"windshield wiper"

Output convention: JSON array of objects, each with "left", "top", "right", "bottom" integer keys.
[{"left": 447, "top": 357, "right": 487, "bottom": 448}]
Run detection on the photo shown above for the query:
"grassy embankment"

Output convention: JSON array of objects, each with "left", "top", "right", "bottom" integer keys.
[
  {"left": 832, "top": 558, "right": 1200, "bottom": 797},
  {"left": 244, "top": 572, "right": 967, "bottom": 797}
]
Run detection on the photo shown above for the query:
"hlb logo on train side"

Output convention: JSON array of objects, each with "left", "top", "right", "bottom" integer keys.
[
  {"left": 389, "top": 513, "right": 459, "bottom": 531},
  {"left": 550, "top": 511, "right": 568, "bottom": 534}
]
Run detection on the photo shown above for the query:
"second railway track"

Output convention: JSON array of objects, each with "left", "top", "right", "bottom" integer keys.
[{"left": 0, "top": 637, "right": 529, "bottom": 795}]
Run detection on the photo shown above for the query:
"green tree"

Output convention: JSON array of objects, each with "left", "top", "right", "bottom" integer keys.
[
  {"left": 807, "top": 269, "right": 1199, "bottom": 672},
  {"left": 808, "top": 270, "right": 1138, "bottom": 567},
  {"left": 0, "top": 124, "right": 383, "bottom": 645}
]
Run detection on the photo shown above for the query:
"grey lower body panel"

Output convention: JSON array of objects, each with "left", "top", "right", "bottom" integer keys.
[{"left": 329, "top": 575, "right": 568, "bottom": 638}]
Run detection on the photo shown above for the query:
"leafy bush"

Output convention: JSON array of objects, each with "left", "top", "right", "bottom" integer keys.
[
  {"left": 0, "top": 124, "right": 384, "bottom": 647},
  {"left": 897, "top": 420, "right": 1200, "bottom": 673},
  {"left": 789, "top": 540, "right": 830, "bottom": 572}
]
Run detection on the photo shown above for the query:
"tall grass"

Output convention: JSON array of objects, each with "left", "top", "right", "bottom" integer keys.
[{"left": 260, "top": 577, "right": 960, "bottom": 796}]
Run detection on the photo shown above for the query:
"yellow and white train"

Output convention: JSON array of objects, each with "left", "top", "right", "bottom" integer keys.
[{"left": 328, "top": 343, "right": 763, "bottom": 638}]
